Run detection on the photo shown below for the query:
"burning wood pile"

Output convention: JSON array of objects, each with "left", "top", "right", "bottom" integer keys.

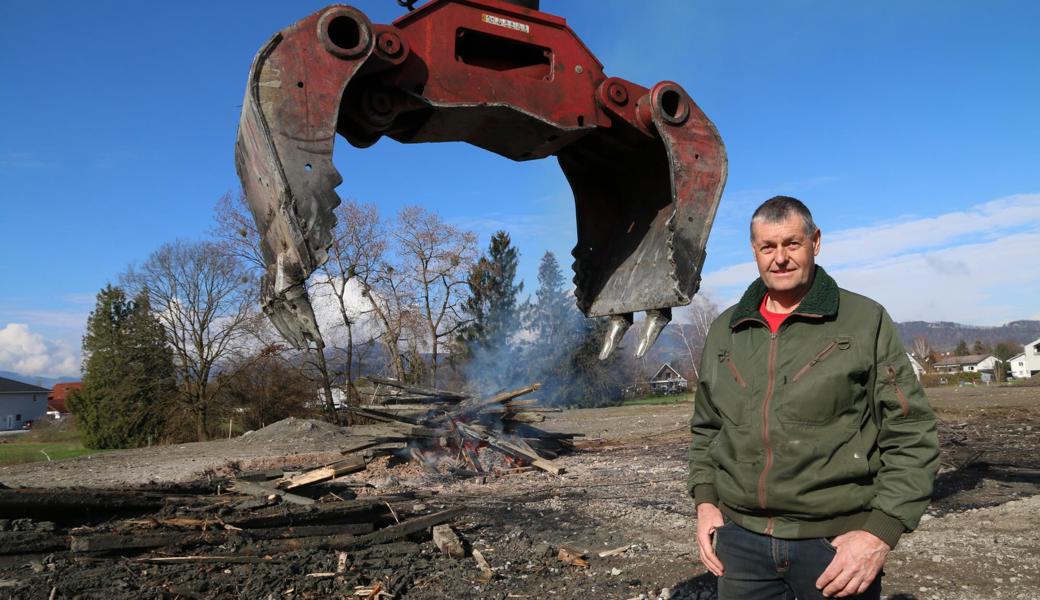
[{"left": 339, "top": 377, "right": 580, "bottom": 477}]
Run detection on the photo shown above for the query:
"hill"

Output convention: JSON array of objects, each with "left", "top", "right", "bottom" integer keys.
[
  {"left": 0, "top": 370, "right": 78, "bottom": 389},
  {"left": 896, "top": 320, "right": 1040, "bottom": 352}
]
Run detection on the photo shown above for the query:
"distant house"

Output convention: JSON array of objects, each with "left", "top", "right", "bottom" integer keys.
[
  {"left": 48, "top": 382, "right": 82, "bottom": 417},
  {"left": 316, "top": 386, "right": 348, "bottom": 410},
  {"left": 1009, "top": 336, "right": 1040, "bottom": 379},
  {"left": 0, "top": 376, "right": 50, "bottom": 430},
  {"left": 650, "top": 363, "right": 688, "bottom": 395},
  {"left": 933, "top": 354, "right": 992, "bottom": 374}
]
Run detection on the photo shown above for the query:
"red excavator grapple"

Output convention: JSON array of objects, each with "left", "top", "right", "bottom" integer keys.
[{"left": 235, "top": 0, "right": 726, "bottom": 359}]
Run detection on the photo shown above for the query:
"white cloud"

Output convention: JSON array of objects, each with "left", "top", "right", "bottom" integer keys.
[
  {"left": 0, "top": 323, "right": 79, "bottom": 377},
  {"left": 309, "top": 278, "right": 384, "bottom": 349},
  {"left": 701, "top": 194, "right": 1040, "bottom": 325},
  {"left": 824, "top": 194, "right": 1040, "bottom": 267}
]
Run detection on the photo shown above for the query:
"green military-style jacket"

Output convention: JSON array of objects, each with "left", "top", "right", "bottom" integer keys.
[{"left": 688, "top": 266, "right": 940, "bottom": 548}]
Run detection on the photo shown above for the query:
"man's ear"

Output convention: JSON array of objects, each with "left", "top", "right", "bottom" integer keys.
[{"left": 812, "top": 228, "right": 822, "bottom": 256}]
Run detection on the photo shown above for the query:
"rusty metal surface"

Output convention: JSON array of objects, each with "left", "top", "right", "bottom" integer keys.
[{"left": 235, "top": 0, "right": 726, "bottom": 356}]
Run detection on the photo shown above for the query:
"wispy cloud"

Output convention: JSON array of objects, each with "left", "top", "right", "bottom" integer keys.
[
  {"left": 0, "top": 151, "right": 57, "bottom": 169},
  {"left": 0, "top": 309, "right": 89, "bottom": 331},
  {"left": 702, "top": 193, "right": 1040, "bottom": 325},
  {"left": 450, "top": 212, "right": 560, "bottom": 239}
]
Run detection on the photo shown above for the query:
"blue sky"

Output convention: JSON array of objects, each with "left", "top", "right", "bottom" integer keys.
[{"left": 1, "top": 1, "right": 1038, "bottom": 377}]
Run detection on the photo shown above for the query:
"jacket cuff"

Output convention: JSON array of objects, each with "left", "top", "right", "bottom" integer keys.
[
  {"left": 693, "top": 484, "right": 719, "bottom": 507},
  {"left": 862, "top": 510, "right": 906, "bottom": 549}
]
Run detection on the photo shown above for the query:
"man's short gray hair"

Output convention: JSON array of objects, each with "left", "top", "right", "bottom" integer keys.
[{"left": 750, "top": 196, "right": 818, "bottom": 241}]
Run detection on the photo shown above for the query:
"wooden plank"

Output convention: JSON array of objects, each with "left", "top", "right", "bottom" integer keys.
[
  {"left": 71, "top": 522, "right": 379, "bottom": 555},
  {"left": 0, "top": 489, "right": 168, "bottom": 514},
  {"left": 229, "top": 480, "right": 315, "bottom": 506},
  {"left": 455, "top": 423, "right": 564, "bottom": 475},
  {"left": 356, "top": 404, "right": 440, "bottom": 412},
  {"left": 245, "top": 508, "right": 464, "bottom": 555},
  {"left": 137, "top": 556, "right": 280, "bottom": 564},
  {"left": 503, "top": 398, "right": 541, "bottom": 407},
  {"left": 0, "top": 532, "right": 69, "bottom": 555},
  {"left": 345, "top": 407, "right": 421, "bottom": 426},
  {"left": 506, "top": 412, "right": 545, "bottom": 423},
  {"left": 277, "top": 456, "right": 367, "bottom": 490},
  {"left": 360, "top": 377, "right": 469, "bottom": 400},
  {"left": 457, "top": 384, "right": 541, "bottom": 414},
  {"left": 225, "top": 500, "right": 384, "bottom": 529}
]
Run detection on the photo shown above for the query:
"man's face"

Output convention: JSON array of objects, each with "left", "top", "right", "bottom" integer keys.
[{"left": 751, "top": 214, "right": 821, "bottom": 296}]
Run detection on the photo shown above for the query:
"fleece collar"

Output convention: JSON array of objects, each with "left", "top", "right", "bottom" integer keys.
[{"left": 728, "top": 265, "right": 839, "bottom": 329}]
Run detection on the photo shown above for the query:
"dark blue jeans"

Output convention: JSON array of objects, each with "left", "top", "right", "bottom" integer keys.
[{"left": 714, "top": 520, "right": 881, "bottom": 600}]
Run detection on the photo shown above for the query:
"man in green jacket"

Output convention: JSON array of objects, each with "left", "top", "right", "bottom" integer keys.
[{"left": 689, "top": 196, "right": 940, "bottom": 599}]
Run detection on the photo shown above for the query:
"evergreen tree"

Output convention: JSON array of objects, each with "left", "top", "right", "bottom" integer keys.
[
  {"left": 531, "top": 251, "right": 574, "bottom": 349},
  {"left": 954, "top": 340, "right": 970, "bottom": 356},
  {"left": 69, "top": 285, "right": 176, "bottom": 448},
  {"left": 524, "top": 251, "right": 624, "bottom": 408},
  {"left": 462, "top": 231, "right": 523, "bottom": 348}
]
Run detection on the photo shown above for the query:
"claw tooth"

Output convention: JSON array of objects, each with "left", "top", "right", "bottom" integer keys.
[
  {"left": 635, "top": 308, "right": 672, "bottom": 358},
  {"left": 599, "top": 313, "right": 634, "bottom": 360}
]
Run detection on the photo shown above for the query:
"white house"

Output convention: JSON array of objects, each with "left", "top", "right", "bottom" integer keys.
[
  {"left": 1009, "top": 336, "right": 1040, "bottom": 379},
  {"left": 933, "top": 354, "right": 996, "bottom": 375}
]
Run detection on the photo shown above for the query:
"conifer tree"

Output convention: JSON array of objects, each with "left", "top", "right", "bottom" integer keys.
[
  {"left": 524, "top": 251, "right": 624, "bottom": 407},
  {"left": 70, "top": 285, "right": 175, "bottom": 448},
  {"left": 462, "top": 231, "right": 523, "bottom": 349}
]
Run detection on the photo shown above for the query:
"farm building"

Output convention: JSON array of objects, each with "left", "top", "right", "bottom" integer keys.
[{"left": 0, "top": 376, "right": 50, "bottom": 431}]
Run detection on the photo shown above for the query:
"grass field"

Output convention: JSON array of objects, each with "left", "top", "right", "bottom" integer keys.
[
  {"left": 0, "top": 419, "right": 109, "bottom": 466},
  {"left": 0, "top": 441, "right": 103, "bottom": 466},
  {"left": 621, "top": 393, "right": 693, "bottom": 406}
]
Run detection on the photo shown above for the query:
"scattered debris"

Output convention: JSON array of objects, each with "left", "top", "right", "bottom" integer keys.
[
  {"left": 599, "top": 544, "right": 632, "bottom": 558},
  {"left": 472, "top": 547, "right": 496, "bottom": 581},
  {"left": 432, "top": 524, "right": 465, "bottom": 558},
  {"left": 557, "top": 545, "right": 590, "bottom": 568}
]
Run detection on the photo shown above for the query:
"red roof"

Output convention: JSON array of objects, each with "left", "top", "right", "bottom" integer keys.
[{"left": 48, "top": 382, "right": 82, "bottom": 413}]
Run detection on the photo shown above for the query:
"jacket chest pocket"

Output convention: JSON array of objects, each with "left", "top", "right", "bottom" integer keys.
[
  {"left": 713, "top": 349, "right": 750, "bottom": 426},
  {"left": 779, "top": 336, "right": 856, "bottom": 425}
]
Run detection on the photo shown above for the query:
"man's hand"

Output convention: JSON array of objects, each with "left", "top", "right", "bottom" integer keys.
[
  {"left": 816, "top": 530, "right": 889, "bottom": 597},
  {"left": 695, "top": 503, "right": 726, "bottom": 576}
]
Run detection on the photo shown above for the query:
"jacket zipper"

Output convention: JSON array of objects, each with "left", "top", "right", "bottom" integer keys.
[
  {"left": 791, "top": 340, "right": 840, "bottom": 383},
  {"left": 726, "top": 356, "right": 748, "bottom": 388},
  {"left": 885, "top": 365, "right": 910, "bottom": 417},
  {"left": 758, "top": 333, "right": 778, "bottom": 535}
]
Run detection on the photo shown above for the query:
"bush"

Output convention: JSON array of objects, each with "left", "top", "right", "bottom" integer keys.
[
  {"left": 919, "top": 371, "right": 983, "bottom": 387},
  {"left": 1011, "top": 373, "right": 1040, "bottom": 387}
]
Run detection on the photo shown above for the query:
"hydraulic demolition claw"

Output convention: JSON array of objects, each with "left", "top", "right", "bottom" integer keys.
[{"left": 235, "top": 0, "right": 727, "bottom": 359}]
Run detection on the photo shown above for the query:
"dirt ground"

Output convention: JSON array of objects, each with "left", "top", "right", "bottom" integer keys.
[{"left": 0, "top": 386, "right": 1037, "bottom": 599}]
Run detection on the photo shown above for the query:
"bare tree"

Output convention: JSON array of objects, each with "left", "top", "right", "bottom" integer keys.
[
  {"left": 674, "top": 295, "right": 719, "bottom": 381},
  {"left": 911, "top": 336, "right": 932, "bottom": 364},
  {"left": 124, "top": 240, "right": 256, "bottom": 441},
  {"left": 392, "top": 206, "right": 477, "bottom": 385},
  {"left": 314, "top": 200, "right": 386, "bottom": 398},
  {"left": 212, "top": 190, "right": 265, "bottom": 273},
  {"left": 362, "top": 263, "right": 416, "bottom": 382}
]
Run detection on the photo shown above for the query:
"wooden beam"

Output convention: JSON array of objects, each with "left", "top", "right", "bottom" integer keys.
[
  {"left": 229, "top": 480, "right": 315, "bottom": 506},
  {"left": 360, "top": 377, "right": 469, "bottom": 400},
  {"left": 277, "top": 456, "right": 367, "bottom": 490}
]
